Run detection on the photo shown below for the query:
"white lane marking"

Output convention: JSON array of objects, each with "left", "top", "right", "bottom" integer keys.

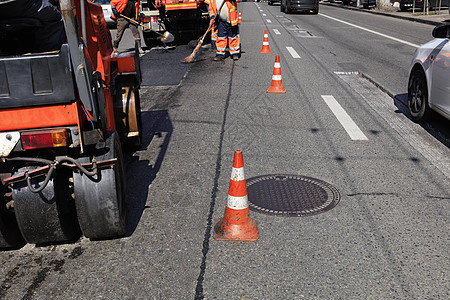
[
  {"left": 286, "top": 46, "right": 301, "bottom": 58},
  {"left": 319, "top": 13, "right": 420, "bottom": 48},
  {"left": 321, "top": 95, "right": 368, "bottom": 140},
  {"left": 273, "top": 29, "right": 281, "bottom": 35},
  {"left": 267, "top": 19, "right": 272, "bottom": 23},
  {"left": 263, "top": 13, "right": 267, "bottom": 16}
]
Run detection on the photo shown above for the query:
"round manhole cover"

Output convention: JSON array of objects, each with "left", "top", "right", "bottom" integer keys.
[{"left": 246, "top": 174, "right": 340, "bottom": 216}]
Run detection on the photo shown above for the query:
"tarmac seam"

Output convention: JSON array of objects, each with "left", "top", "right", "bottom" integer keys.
[{"left": 194, "top": 63, "right": 235, "bottom": 300}]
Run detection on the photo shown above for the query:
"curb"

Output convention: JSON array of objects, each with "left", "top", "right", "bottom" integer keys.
[{"left": 321, "top": 2, "right": 449, "bottom": 26}]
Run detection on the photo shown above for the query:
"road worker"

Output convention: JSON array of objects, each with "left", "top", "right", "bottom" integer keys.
[
  {"left": 111, "top": 0, "right": 143, "bottom": 52},
  {"left": 204, "top": 0, "right": 217, "bottom": 51},
  {"left": 208, "top": 0, "right": 240, "bottom": 61}
]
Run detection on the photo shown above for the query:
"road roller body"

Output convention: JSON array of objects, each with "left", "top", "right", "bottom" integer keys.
[{"left": 0, "top": 0, "right": 142, "bottom": 249}]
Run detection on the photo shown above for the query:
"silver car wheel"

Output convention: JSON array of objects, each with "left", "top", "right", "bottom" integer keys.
[{"left": 408, "top": 69, "right": 432, "bottom": 122}]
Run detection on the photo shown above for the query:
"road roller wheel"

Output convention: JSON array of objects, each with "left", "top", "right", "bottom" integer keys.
[
  {"left": 73, "top": 131, "right": 127, "bottom": 239},
  {"left": 12, "top": 168, "right": 81, "bottom": 245},
  {"left": 114, "top": 76, "right": 143, "bottom": 149},
  {"left": 0, "top": 186, "right": 24, "bottom": 249}
]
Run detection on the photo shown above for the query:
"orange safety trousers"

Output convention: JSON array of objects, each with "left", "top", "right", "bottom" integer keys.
[
  {"left": 216, "top": 21, "right": 240, "bottom": 58},
  {"left": 211, "top": 25, "right": 218, "bottom": 49}
]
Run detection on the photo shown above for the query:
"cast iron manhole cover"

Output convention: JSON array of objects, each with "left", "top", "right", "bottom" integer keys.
[{"left": 246, "top": 174, "right": 340, "bottom": 217}]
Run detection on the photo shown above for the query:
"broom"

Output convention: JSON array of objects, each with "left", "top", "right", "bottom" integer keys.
[{"left": 181, "top": 1, "right": 226, "bottom": 63}]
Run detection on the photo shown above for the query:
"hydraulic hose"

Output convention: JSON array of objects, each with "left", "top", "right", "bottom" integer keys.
[
  {"left": 25, "top": 164, "right": 55, "bottom": 193},
  {"left": 56, "top": 156, "right": 98, "bottom": 177},
  {"left": 6, "top": 156, "right": 100, "bottom": 193}
]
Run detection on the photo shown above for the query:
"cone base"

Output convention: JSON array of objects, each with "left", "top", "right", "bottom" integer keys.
[
  {"left": 267, "top": 85, "right": 286, "bottom": 93},
  {"left": 259, "top": 48, "right": 272, "bottom": 54},
  {"left": 213, "top": 218, "right": 259, "bottom": 241}
]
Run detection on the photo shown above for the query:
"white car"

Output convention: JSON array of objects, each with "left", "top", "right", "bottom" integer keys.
[
  {"left": 93, "top": 0, "right": 116, "bottom": 27},
  {"left": 408, "top": 23, "right": 450, "bottom": 122}
]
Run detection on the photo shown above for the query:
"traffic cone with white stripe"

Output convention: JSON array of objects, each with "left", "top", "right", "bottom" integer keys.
[
  {"left": 213, "top": 150, "right": 259, "bottom": 241},
  {"left": 238, "top": 11, "right": 243, "bottom": 23},
  {"left": 259, "top": 30, "right": 272, "bottom": 54},
  {"left": 267, "top": 55, "right": 286, "bottom": 93}
]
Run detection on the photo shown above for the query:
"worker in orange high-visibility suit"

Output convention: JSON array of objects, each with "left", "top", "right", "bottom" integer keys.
[
  {"left": 208, "top": 0, "right": 240, "bottom": 61},
  {"left": 111, "top": 0, "right": 142, "bottom": 52},
  {"left": 205, "top": 0, "right": 217, "bottom": 51}
]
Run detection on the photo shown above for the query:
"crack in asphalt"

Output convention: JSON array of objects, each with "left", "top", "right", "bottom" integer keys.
[{"left": 194, "top": 62, "right": 235, "bottom": 300}]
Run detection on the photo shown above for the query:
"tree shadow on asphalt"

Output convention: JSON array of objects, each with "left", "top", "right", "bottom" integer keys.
[
  {"left": 123, "top": 110, "right": 173, "bottom": 237},
  {"left": 394, "top": 93, "right": 450, "bottom": 149}
]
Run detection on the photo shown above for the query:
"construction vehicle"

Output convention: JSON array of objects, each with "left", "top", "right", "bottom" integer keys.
[
  {"left": 0, "top": 0, "right": 142, "bottom": 248},
  {"left": 140, "top": 0, "right": 210, "bottom": 47}
]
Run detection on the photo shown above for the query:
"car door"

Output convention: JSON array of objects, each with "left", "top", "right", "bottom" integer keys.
[{"left": 430, "top": 39, "right": 450, "bottom": 117}]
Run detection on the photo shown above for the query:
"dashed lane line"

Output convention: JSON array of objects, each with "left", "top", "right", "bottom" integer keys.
[
  {"left": 321, "top": 95, "right": 368, "bottom": 141},
  {"left": 286, "top": 46, "right": 301, "bottom": 58},
  {"left": 319, "top": 13, "right": 420, "bottom": 48},
  {"left": 273, "top": 29, "right": 281, "bottom": 35},
  {"left": 267, "top": 19, "right": 272, "bottom": 23}
]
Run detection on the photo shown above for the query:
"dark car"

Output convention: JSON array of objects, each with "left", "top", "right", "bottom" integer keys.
[
  {"left": 361, "top": 0, "right": 376, "bottom": 8},
  {"left": 280, "top": 0, "right": 319, "bottom": 14},
  {"left": 400, "top": 0, "right": 449, "bottom": 11}
]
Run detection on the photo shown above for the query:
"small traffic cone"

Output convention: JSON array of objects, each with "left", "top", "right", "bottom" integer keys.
[
  {"left": 213, "top": 150, "right": 259, "bottom": 241},
  {"left": 267, "top": 55, "right": 286, "bottom": 94},
  {"left": 259, "top": 30, "right": 272, "bottom": 54},
  {"left": 238, "top": 11, "right": 243, "bottom": 23}
]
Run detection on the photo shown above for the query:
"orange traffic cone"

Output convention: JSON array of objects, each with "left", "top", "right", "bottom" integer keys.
[
  {"left": 259, "top": 30, "right": 272, "bottom": 54},
  {"left": 267, "top": 55, "right": 286, "bottom": 94},
  {"left": 213, "top": 150, "right": 259, "bottom": 241},
  {"left": 238, "top": 11, "right": 243, "bottom": 23}
]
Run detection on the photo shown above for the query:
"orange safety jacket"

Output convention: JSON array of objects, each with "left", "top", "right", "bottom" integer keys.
[
  {"left": 208, "top": 0, "right": 238, "bottom": 27},
  {"left": 111, "top": 0, "right": 140, "bottom": 20}
]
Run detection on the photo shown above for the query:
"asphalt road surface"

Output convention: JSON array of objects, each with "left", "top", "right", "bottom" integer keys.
[{"left": 1, "top": 3, "right": 449, "bottom": 299}]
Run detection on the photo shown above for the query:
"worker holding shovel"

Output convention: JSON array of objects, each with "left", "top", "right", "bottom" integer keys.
[
  {"left": 208, "top": 0, "right": 240, "bottom": 61},
  {"left": 111, "top": 0, "right": 144, "bottom": 53}
]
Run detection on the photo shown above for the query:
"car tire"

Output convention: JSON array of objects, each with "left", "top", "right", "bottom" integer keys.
[
  {"left": 312, "top": 8, "right": 319, "bottom": 14},
  {"left": 408, "top": 69, "right": 433, "bottom": 122},
  {"left": 400, "top": 5, "right": 408, "bottom": 12},
  {"left": 268, "top": 1, "right": 273, "bottom": 5},
  {"left": 363, "top": 3, "right": 369, "bottom": 8}
]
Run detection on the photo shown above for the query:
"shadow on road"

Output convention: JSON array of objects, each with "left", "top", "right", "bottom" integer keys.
[
  {"left": 394, "top": 93, "right": 450, "bottom": 149},
  {"left": 123, "top": 110, "right": 173, "bottom": 236}
]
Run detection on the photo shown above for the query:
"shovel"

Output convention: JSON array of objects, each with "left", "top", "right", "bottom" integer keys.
[{"left": 119, "top": 14, "right": 174, "bottom": 43}]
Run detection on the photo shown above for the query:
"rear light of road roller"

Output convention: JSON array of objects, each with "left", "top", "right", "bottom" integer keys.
[
  {"left": 21, "top": 129, "right": 69, "bottom": 150},
  {"left": 141, "top": 16, "right": 157, "bottom": 23}
]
